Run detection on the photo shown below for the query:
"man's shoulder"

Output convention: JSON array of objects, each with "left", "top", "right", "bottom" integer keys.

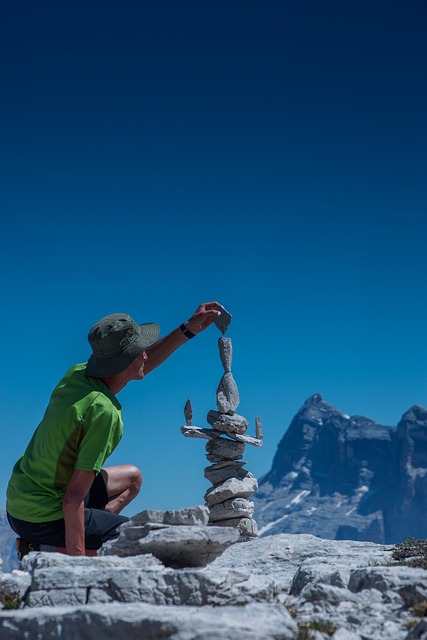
[
  {"left": 53, "top": 364, "right": 121, "bottom": 410},
  {"left": 60, "top": 363, "right": 102, "bottom": 391}
]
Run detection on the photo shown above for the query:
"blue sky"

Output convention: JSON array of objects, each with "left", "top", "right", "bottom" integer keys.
[{"left": 1, "top": 1, "right": 426, "bottom": 515}]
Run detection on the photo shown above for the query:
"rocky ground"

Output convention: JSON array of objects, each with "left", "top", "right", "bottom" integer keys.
[{"left": 1, "top": 510, "right": 427, "bottom": 639}]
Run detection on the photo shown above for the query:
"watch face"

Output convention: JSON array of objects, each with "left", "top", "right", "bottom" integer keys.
[{"left": 213, "top": 304, "right": 232, "bottom": 334}]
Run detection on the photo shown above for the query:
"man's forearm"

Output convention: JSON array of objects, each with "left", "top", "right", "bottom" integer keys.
[
  {"left": 63, "top": 499, "right": 86, "bottom": 556},
  {"left": 143, "top": 303, "right": 220, "bottom": 375},
  {"left": 144, "top": 327, "right": 189, "bottom": 374}
]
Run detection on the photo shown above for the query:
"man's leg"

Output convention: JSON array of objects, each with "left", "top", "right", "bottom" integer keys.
[{"left": 100, "top": 464, "right": 142, "bottom": 514}]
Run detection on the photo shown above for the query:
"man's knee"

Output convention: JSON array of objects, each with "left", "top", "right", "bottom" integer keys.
[{"left": 128, "top": 464, "right": 142, "bottom": 494}]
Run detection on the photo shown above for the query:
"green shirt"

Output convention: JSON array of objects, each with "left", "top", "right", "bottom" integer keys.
[{"left": 6, "top": 364, "right": 123, "bottom": 523}]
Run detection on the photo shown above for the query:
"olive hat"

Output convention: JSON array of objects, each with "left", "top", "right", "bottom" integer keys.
[{"left": 86, "top": 313, "right": 160, "bottom": 377}]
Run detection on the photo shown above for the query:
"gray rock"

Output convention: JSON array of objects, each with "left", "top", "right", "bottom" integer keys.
[
  {"left": 207, "top": 410, "right": 248, "bottom": 434},
  {"left": 218, "top": 337, "right": 232, "bottom": 372},
  {"left": 205, "top": 476, "right": 259, "bottom": 507},
  {"left": 406, "top": 620, "right": 427, "bottom": 640},
  {"left": 184, "top": 398, "right": 193, "bottom": 425},
  {"left": 213, "top": 304, "right": 232, "bottom": 335},
  {"left": 0, "top": 602, "right": 297, "bottom": 640},
  {"left": 3, "top": 530, "right": 422, "bottom": 640},
  {"left": 213, "top": 517, "right": 259, "bottom": 537},
  {"left": 290, "top": 563, "right": 350, "bottom": 596},
  {"left": 209, "top": 498, "right": 255, "bottom": 522},
  {"left": 349, "top": 565, "right": 427, "bottom": 606},
  {"left": 255, "top": 416, "right": 263, "bottom": 440},
  {"left": 129, "top": 506, "right": 210, "bottom": 527},
  {"left": 204, "top": 461, "right": 249, "bottom": 485},
  {"left": 102, "top": 524, "right": 239, "bottom": 567},
  {"left": 181, "top": 426, "right": 222, "bottom": 441},
  {"left": 225, "top": 432, "right": 263, "bottom": 447},
  {"left": 0, "top": 570, "right": 31, "bottom": 604},
  {"left": 332, "top": 631, "right": 362, "bottom": 640},
  {"left": 205, "top": 437, "right": 245, "bottom": 461},
  {"left": 216, "top": 372, "right": 240, "bottom": 414}
]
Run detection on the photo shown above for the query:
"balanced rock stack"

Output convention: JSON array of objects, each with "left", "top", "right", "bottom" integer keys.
[{"left": 181, "top": 336, "right": 263, "bottom": 538}]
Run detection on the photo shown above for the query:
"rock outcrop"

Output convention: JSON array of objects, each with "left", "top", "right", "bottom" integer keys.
[
  {"left": 254, "top": 394, "right": 427, "bottom": 544},
  {"left": 2, "top": 532, "right": 427, "bottom": 639}
]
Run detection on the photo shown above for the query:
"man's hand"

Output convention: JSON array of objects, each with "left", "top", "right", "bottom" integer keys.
[
  {"left": 184, "top": 301, "right": 221, "bottom": 335},
  {"left": 143, "top": 302, "right": 224, "bottom": 375}
]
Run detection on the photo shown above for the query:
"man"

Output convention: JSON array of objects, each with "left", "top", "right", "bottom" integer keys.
[{"left": 6, "top": 301, "right": 221, "bottom": 558}]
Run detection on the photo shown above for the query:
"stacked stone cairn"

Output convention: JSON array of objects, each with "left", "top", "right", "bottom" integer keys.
[{"left": 181, "top": 337, "right": 263, "bottom": 538}]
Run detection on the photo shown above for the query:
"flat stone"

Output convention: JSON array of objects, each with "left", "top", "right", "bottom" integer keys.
[
  {"left": 205, "top": 438, "right": 245, "bottom": 461},
  {"left": 226, "top": 432, "right": 263, "bottom": 447},
  {"left": 213, "top": 517, "right": 259, "bottom": 537},
  {"left": 213, "top": 304, "right": 232, "bottom": 334},
  {"left": 204, "top": 461, "right": 248, "bottom": 485},
  {"left": 0, "top": 602, "right": 297, "bottom": 640},
  {"left": 140, "top": 526, "right": 239, "bottom": 567},
  {"left": 102, "top": 524, "right": 238, "bottom": 567},
  {"left": 207, "top": 410, "right": 248, "bottom": 434},
  {"left": 205, "top": 476, "right": 259, "bottom": 507},
  {"left": 209, "top": 498, "right": 255, "bottom": 523},
  {"left": 181, "top": 426, "right": 222, "bottom": 440},
  {"left": 218, "top": 337, "right": 232, "bottom": 372},
  {"left": 216, "top": 372, "right": 240, "bottom": 414},
  {"left": 121, "top": 523, "right": 168, "bottom": 540},
  {"left": 129, "top": 506, "right": 210, "bottom": 527}
]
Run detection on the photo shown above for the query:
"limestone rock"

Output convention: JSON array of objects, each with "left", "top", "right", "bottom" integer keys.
[
  {"left": 129, "top": 506, "right": 210, "bottom": 527},
  {"left": 207, "top": 411, "right": 248, "bottom": 434},
  {"left": 101, "top": 523, "right": 239, "bottom": 567},
  {"left": 209, "top": 498, "right": 255, "bottom": 522},
  {"left": 213, "top": 304, "right": 232, "bottom": 335},
  {"left": 0, "top": 602, "right": 297, "bottom": 639},
  {"left": 0, "top": 570, "right": 31, "bottom": 603},
  {"left": 255, "top": 416, "right": 263, "bottom": 440},
  {"left": 2, "top": 533, "right": 424, "bottom": 639},
  {"left": 225, "top": 432, "right": 263, "bottom": 447},
  {"left": 205, "top": 438, "right": 245, "bottom": 462},
  {"left": 218, "top": 337, "right": 232, "bottom": 372},
  {"left": 213, "top": 517, "right": 259, "bottom": 537},
  {"left": 216, "top": 372, "right": 240, "bottom": 414},
  {"left": 181, "top": 426, "right": 222, "bottom": 441},
  {"left": 205, "top": 476, "right": 259, "bottom": 507},
  {"left": 184, "top": 398, "right": 193, "bottom": 425},
  {"left": 137, "top": 526, "right": 238, "bottom": 567},
  {"left": 204, "top": 461, "right": 248, "bottom": 485}
]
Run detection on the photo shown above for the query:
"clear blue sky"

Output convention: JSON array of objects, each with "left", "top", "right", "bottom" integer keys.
[{"left": 1, "top": 1, "right": 426, "bottom": 515}]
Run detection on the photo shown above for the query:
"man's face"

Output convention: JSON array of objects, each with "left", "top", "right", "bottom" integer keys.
[{"left": 128, "top": 350, "right": 148, "bottom": 380}]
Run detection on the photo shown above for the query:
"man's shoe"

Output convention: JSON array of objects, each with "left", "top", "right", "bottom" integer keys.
[{"left": 15, "top": 538, "right": 40, "bottom": 561}]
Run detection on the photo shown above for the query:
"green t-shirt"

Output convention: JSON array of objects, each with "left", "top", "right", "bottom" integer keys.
[{"left": 6, "top": 364, "right": 123, "bottom": 523}]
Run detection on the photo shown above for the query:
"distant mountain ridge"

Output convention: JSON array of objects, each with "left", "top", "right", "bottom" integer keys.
[
  {"left": 254, "top": 393, "right": 427, "bottom": 544},
  {"left": 0, "top": 511, "right": 18, "bottom": 572}
]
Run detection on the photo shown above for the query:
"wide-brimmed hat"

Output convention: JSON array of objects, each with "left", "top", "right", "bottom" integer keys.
[{"left": 86, "top": 313, "right": 160, "bottom": 377}]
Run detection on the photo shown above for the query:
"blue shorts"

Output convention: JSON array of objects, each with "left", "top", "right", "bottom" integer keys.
[{"left": 7, "top": 472, "right": 129, "bottom": 550}]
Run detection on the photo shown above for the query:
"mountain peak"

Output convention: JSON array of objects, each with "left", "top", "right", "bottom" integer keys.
[{"left": 255, "top": 395, "right": 427, "bottom": 544}]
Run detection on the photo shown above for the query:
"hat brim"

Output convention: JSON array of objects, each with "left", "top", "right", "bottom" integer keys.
[{"left": 86, "top": 322, "right": 160, "bottom": 377}]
